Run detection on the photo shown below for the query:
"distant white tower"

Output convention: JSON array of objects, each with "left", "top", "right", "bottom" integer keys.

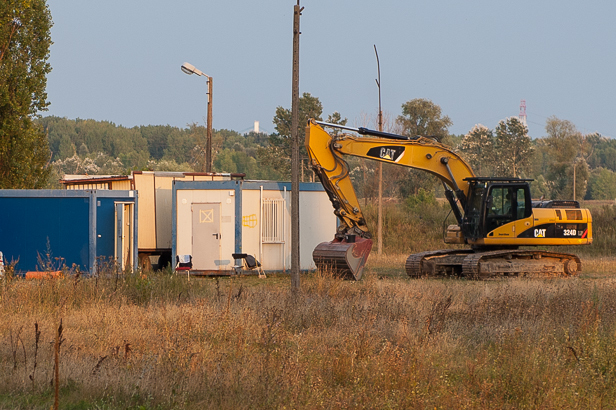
[
  {"left": 519, "top": 100, "right": 527, "bottom": 127},
  {"left": 254, "top": 121, "right": 260, "bottom": 133}
]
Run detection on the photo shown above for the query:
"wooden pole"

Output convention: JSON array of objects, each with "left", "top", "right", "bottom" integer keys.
[
  {"left": 206, "top": 77, "right": 213, "bottom": 172},
  {"left": 573, "top": 162, "right": 577, "bottom": 201},
  {"left": 375, "top": 45, "right": 383, "bottom": 256},
  {"left": 291, "top": 1, "right": 302, "bottom": 290}
]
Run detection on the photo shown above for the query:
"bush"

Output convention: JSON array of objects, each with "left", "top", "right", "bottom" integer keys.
[{"left": 405, "top": 187, "right": 437, "bottom": 210}]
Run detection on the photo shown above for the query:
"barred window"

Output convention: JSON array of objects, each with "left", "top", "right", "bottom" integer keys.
[{"left": 261, "top": 198, "right": 285, "bottom": 243}]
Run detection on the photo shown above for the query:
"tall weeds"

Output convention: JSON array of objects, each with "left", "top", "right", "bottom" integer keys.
[
  {"left": 1, "top": 267, "right": 615, "bottom": 409},
  {"left": 362, "top": 199, "right": 459, "bottom": 254}
]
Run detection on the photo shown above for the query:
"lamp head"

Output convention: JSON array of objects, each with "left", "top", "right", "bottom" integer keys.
[
  {"left": 181, "top": 62, "right": 207, "bottom": 77},
  {"left": 181, "top": 62, "right": 195, "bottom": 75}
]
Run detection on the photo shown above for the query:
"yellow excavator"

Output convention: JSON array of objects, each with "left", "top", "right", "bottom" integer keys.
[{"left": 306, "top": 119, "right": 592, "bottom": 280}]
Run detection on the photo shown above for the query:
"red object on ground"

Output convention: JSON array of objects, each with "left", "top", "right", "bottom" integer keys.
[{"left": 25, "top": 271, "right": 63, "bottom": 280}]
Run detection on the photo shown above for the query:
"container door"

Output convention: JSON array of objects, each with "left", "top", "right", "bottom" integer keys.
[
  {"left": 192, "top": 203, "right": 221, "bottom": 270},
  {"left": 115, "top": 202, "right": 134, "bottom": 271}
]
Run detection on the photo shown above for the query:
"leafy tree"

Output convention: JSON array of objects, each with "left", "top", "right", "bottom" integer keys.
[
  {"left": 57, "top": 134, "right": 74, "bottom": 159},
  {"left": 540, "top": 116, "right": 588, "bottom": 199},
  {"left": 0, "top": 0, "right": 52, "bottom": 188},
  {"left": 405, "top": 187, "right": 438, "bottom": 210},
  {"left": 272, "top": 92, "right": 323, "bottom": 139},
  {"left": 494, "top": 117, "right": 533, "bottom": 178},
  {"left": 397, "top": 98, "right": 452, "bottom": 142},
  {"left": 391, "top": 99, "right": 452, "bottom": 197},
  {"left": 459, "top": 124, "right": 495, "bottom": 176},
  {"left": 325, "top": 111, "right": 347, "bottom": 136},
  {"left": 184, "top": 122, "right": 209, "bottom": 171},
  {"left": 544, "top": 117, "right": 580, "bottom": 162},
  {"left": 140, "top": 124, "right": 179, "bottom": 160},
  {"left": 40, "top": 116, "right": 77, "bottom": 159},
  {"left": 586, "top": 134, "right": 616, "bottom": 172},
  {"left": 569, "top": 158, "right": 590, "bottom": 201},
  {"left": 529, "top": 174, "right": 550, "bottom": 200},
  {"left": 146, "top": 159, "right": 192, "bottom": 172},
  {"left": 259, "top": 93, "right": 345, "bottom": 181},
  {"left": 213, "top": 149, "right": 259, "bottom": 176},
  {"left": 587, "top": 167, "right": 616, "bottom": 200}
]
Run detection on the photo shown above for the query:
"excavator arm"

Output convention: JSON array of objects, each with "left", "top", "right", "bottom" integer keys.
[{"left": 306, "top": 119, "right": 475, "bottom": 279}]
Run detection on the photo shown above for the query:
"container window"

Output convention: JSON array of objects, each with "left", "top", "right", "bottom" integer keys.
[{"left": 262, "top": 198, "right": 285, "bottom": 243}]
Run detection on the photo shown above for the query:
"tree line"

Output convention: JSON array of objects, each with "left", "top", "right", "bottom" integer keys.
[
  {"left": 38, "top": 116, "right": 281, "bottom": 184},
  {"left": 34, "top": 95, "right": 616, "bottom": 201}
]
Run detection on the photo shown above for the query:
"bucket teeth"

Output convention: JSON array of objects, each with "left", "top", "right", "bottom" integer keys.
[{"left": 313, "top": 238, "right": 373, "bottom": 280}]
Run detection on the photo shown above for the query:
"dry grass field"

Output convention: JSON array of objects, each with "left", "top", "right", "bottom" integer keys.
[{"left": 1, "top": 255, "right": 616, "bottom": 409}]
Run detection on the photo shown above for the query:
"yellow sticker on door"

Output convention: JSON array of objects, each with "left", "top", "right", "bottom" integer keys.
[{"left": 200, "top": 209, "right": 213, "bottom": 223}]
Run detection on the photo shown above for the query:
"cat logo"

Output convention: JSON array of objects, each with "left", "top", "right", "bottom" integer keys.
[
  {"left": 380, "top": 148, "right": 396, "bottom": 160},
  {"left": 534, "top": 228, "right": 546, "bottom": 238},
  {"left": 366, "top": 146, "right": 405, "bottom": 162}
]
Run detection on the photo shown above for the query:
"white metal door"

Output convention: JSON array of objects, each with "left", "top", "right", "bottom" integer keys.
[
  {"left": 115, "top": 202, "right": 134, "bottom": 271},
  {"left": 192, "top": 203, "right": 221, "bottom": 270}
]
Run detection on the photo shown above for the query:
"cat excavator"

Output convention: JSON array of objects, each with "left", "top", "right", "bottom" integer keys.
[{"left": 306, "top": 119, "right": 592, "bottom": 280}]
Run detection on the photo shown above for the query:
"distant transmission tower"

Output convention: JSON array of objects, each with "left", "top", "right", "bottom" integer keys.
[{"left": 519, "top": 100, "right": 527, "bottom": 126}]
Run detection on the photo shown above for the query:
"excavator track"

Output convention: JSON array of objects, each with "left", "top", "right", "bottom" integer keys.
[
  {"left": 405, "top": 249, "right": 475, "bottom": 278},
  {"left": 406, "top": 249, "right": 581, "bottom": 279}
]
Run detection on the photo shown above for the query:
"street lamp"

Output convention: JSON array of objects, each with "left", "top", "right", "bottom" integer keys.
[{"left": 181, "top": 62, "right": 213, "bottom": 172}]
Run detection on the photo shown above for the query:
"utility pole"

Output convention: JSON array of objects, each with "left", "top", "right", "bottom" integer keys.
[
  {"left": 205, "top": 77, "right": 213, "bottom": 172},
  {"left": 291, "top": 1, "right": 303, "bottom": 291},
  {"left": 374, "top": 45, "right": 383, "bottom": 256},
  {"left": 573, "top": 161, "right": 577, "bottom": 201}
]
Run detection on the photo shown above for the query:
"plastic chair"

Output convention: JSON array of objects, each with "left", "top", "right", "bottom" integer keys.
[
  {"left": 232, "top": 253, "right": 265, "bottom": 278},
  {"left": 175, "top": 255, "right": 192, "bottom": 278}
]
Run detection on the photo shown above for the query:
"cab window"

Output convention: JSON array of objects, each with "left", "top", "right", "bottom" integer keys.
[
  {"left": 516, "top": 187, "right": 528, "bottom": 219},
  {"left": 488, "top": 187, "right": 513, "bottom": 216},
  {"left": 486, "top": 186, "right": 515, "bottom": 233}
]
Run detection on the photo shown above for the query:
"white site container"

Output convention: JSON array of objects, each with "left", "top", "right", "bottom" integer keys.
[{"left": 172, "top": 180, "right": 337, "bottom": 273}]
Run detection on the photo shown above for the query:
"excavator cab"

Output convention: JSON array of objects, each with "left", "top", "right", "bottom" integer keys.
[{"left": 461, "top": 178, "right": 533, "bottom": 240}]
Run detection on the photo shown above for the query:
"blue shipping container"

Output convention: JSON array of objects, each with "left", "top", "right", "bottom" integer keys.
[{"left": 0, "top": 190, "right": 138, "bottom": 274}]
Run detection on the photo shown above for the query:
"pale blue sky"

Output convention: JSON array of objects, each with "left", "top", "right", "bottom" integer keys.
[{"left": 45, "top": 1, "right": 615, "bottom": 138}]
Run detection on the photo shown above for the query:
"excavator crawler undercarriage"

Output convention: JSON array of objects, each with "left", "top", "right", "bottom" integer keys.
[{"left": 405, "top": 249, "right": 581, "bottom": 279}]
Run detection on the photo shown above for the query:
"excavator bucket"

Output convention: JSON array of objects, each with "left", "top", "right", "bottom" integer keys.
[{"left": 312, "top": 237, "right": 373, "bottom": 280}]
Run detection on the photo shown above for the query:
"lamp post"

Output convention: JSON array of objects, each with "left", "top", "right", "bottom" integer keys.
[{"left": 181, "top": 62, "right": 213, "bottom": 172}]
